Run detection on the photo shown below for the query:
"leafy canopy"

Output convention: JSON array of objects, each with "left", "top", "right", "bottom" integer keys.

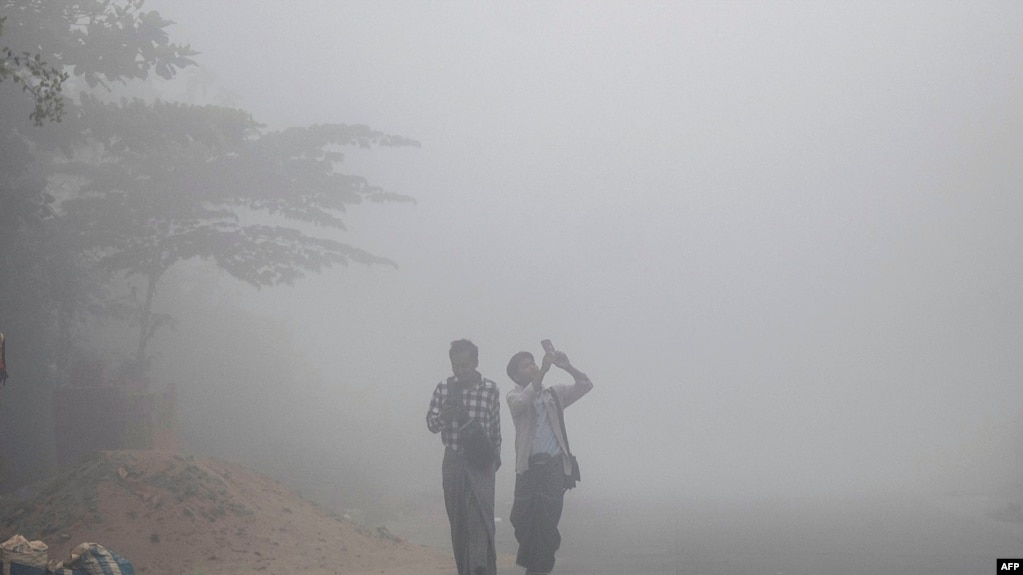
[
  {"left": 63, "top": 95, "right": 419, "bottom": 288},
  {"left": 1, "top": 0, "right": 196, "bottom": 125},
  {"left": 1, "top": 0, "right": 419, "bottom": 372}
]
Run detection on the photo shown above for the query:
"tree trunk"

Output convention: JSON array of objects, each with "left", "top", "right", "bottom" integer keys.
[{"left": 134, "top": 269, "right": 162, "bottom": 369}]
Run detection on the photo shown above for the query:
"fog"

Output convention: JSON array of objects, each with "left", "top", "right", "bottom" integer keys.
[{"left": 117, "top": 1, "right": 1023, "bottom": 515}]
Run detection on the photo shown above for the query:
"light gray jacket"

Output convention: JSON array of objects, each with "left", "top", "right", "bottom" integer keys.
[{"left": 507, "top": 374, "right": 593, "bottom": 475}]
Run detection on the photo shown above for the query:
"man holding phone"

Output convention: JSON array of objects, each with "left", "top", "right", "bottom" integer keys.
[
  {"left": 506, "top": 341, "right": 593, "bottom": 575},
  {"left": 426, "top": 339, "right": 502, "bottom": 575}
]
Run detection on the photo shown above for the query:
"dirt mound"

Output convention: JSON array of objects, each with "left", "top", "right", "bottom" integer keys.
[{"left": 0, "top": 450, "right": 452, "bottom": 575}]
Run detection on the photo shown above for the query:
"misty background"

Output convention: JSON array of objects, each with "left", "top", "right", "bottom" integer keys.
[{"left": 2, "top": 0, "right": 1021, "bottom": 558}]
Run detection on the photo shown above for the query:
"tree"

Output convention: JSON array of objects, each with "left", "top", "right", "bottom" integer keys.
[
  {"left": 0, "top": 0, "right": 417, "bottom": 489},
  {"left": 61, "top": 96, "right": 418, "bottom": 368},
  {"left": 0, "top": 0, "right": 199, "bottom": 490},
  {"left": 0, "top": 0, "right": 198, "bottom": 278},
  {"left": 0, "top": 0, "right": 200, "bottom": 389}
]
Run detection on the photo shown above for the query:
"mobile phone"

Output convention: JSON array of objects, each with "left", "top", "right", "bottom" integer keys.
[{"left": 540, "top": 339, "right": 556, "bottom": 354}]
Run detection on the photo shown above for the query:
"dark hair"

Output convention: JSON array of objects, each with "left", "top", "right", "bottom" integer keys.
[
  {"left": 506, "top": 351, "right": 535, "bottom": 382},
  {"left": 449, "top": 339, "right": 478, "bottom": 362}
]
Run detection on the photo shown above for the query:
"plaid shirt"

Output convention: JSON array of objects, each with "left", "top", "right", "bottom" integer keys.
[{"left": 427, "top": 375, "right": 502, "bottom": 458}]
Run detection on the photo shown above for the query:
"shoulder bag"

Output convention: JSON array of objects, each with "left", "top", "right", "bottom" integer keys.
[
  {"left": 550, "top": 390, "right": 581, "bottom": 489},
  {"left": 447, "top": 377, "right": 496, "bottom": 469}
]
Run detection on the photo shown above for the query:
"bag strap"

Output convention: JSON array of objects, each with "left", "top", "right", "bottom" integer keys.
[{"left": 550, "top": 388, "right": 572, "bottom": 457}]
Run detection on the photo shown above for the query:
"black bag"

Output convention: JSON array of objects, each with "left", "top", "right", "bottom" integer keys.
[
  {"left": 551, "top": 390, "right": 581, "bottom": 489},
  {"left": 447, "top": 377, "right": 496, "bottom": 469},
  {"left": 458, "top": 418, "right": 496, "bottom": 469}
]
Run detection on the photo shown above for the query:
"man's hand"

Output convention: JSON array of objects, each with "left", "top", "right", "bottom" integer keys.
[
  {"left": 439, "top": 401, "right": 467, "bottom": 424},
  {"left": 533, "top": 352, "right": 555, "bottom": 391},
  {"left": 552, "top": 351, "right": 571, "bottom": 370},
  {"left": 552, "top": 351, "right": 588, "bottom": 382},
  {"left": 541, "top": 352, "right": 555, "bottom": 373}
]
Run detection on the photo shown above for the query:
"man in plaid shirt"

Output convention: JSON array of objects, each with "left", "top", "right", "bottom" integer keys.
[{"left": 426, "top": 339, "right": 501, "bottom": 575}]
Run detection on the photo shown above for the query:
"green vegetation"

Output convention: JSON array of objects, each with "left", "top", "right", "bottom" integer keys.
[{"left": 0, "top": 0, "right": 417, "bottom": 492}]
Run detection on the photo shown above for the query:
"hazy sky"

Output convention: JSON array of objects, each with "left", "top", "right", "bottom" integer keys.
[{"left": 141, "top": 1, "right": 1023, "bottom": 501}]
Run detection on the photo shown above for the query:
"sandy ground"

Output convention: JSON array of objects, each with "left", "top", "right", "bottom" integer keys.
[{"left": 0, "top": 450, "right": 474, "bottom": 575}]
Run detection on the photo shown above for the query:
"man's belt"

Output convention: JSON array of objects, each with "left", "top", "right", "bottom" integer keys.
[{"left": 528, "top": 452, "right": 562, "bottom": 466}]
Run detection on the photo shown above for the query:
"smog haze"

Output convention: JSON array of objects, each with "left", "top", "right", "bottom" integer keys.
[{"left": 4, "top": 2, "right": 1021, "bottom": 569}]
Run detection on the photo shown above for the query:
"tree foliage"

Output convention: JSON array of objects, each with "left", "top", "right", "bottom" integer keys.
[
  {"left": 1, "top": 0, "right": 201, "bottom": 377},
  {"left": 67, "top": 98, "right": 416, "bottom": 284},
  {"left": 1, "top": 0, "right": 195, "bottom": 125},
  {"left": 1, "top": 16, "right": 69, "bottom": 125},
  {"left": 0, "top": 3, "right": 202, "bottom": 489},
  {"left": 0, "top": 0, "right": 417, "bottom": 491},
  {"left": 1, "top": 1, "right": 196, "bottom": 84},
  {"left": 60, "top": 96, "right": 418, "bottom": 362}
]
